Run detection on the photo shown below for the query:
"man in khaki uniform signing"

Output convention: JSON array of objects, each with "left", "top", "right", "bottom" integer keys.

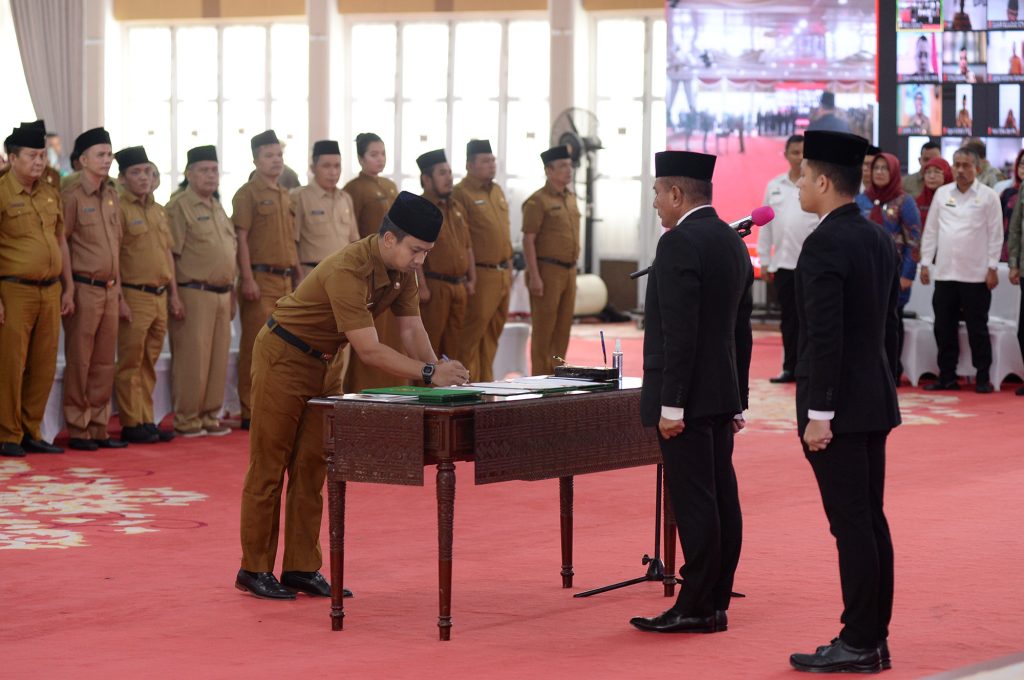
[
  {"left": 233, "top": 129, "right": 302, "bottom": 429},
  {"left": 236, "top": 192, "right": 470, "bottom": 600},
  {"left": 452, "top": 139, "right": 513, "bottom": 381},
  {"left": 62, "top": 127, "right": 128, "bottom": 451},
  {"left": 522, "top": 146, "right": 581, "bottom": 376},
  {"left": 416, "top": 149, "right": 472, "bottom": 360},
  {"left": 166, "top": 145, "right": 236, "bottom": 437},
  {"left": 114, "top": 146, "right": 181, "bottom": 444},
  {"left": 0, "top": 123, "right": 74, "bottom": 457}
]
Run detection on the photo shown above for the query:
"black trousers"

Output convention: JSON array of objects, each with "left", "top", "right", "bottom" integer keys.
[
  {"left": 659, "top": 413, "right": 742, "bottom": 617},
  {"left": 805, "top": 430, "right": 894, "bottom": 649},
  {"left": 775, "top": 268, "right": 799, "bottom": 373},
  {"left": 932, "top": 280, "right": 992, "bottom": 381},
  {"left": 895, "top": 304, "right": 905, "bottom": 382}
]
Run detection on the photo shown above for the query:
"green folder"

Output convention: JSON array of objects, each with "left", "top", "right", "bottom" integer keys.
[{"left": 361, "top": 386, "right": 484, "bottom": 404}]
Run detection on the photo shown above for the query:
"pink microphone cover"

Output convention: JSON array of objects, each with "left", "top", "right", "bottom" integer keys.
[{"left": 751, "top": 206, "right": 775, "bottom": 226}]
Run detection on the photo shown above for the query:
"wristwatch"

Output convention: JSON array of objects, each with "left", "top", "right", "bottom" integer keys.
[{"left": 422, "top": 362, "right": 436, "bottom": 385}]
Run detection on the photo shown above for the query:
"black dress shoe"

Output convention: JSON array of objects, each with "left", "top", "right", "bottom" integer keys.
[
  {"left": 68, "top": 438, "right": 99, "bottom": 451},
  {"left": 714, "top": 609, "right": 728, "bottom": 632},
  {"left": 121, "top": 425, "right": 159, "bottom": 444},
  {"left": 1016, "top": 385, "right": 1024, "bottom": 396},
  {"left": 924, "top": 379, "right": 960, "bottom": 391},
  {"left": 816, "top": 637, "right": 888, "bottom": 668},
  {"left": 1, "top": 442, "right": 26, "bottom": 457},
  {"left": 241, "top": 418, "right": 251, "bottom": 430},
  {"left": 975, "top": 381, "right": 994, "bottom": 394},
  {"left": 629, "top": 609, "right": 717, "bottom": 633},
  {"left": 280, "top": 570, "right": 353, "bottom": 598},
  {"left": 791, "top": 638, "right": 882, "bottom": 673},
  {"left": 145, "top": 423, "right": 175, "bottom": 442},
  {"left": 95, "top": 438, "right": 129, "bottom": 449},
  {"left": 769, "top": 370, "right": 795, "bottom": 384},
  {"left": 21, "top": 437, "right": 64, "bottom": 454},
  {"left": 235, "top": 569, "right": 296, "bottom": 600}
]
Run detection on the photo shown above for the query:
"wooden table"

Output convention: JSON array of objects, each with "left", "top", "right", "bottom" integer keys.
[{"left": 312, "top": 381, "right": 677, "bottom": 640}]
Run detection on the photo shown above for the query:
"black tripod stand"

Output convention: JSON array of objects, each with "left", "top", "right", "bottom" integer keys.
[{"left": 574, "top": 464, "right": 676, "bottom": 598}]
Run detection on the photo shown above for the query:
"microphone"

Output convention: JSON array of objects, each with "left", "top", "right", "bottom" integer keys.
[{"left": 630, "top": 206, "right": 774, "bottom": 279}]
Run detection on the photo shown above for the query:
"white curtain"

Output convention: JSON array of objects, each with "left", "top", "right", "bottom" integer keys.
[{"left": 9, "top": 0, "right": 83, "bottom": 143}]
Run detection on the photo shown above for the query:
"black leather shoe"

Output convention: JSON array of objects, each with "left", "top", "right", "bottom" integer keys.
[
  {"left": 69, "top": 438, "right": 99, "bottom": 451},
  {"left": 241, "top": 418, "right": 251, "bottom": 430},
  {"left": 924, "top": 379, "right": 960, "bottom": 391},
  {"left": 280, "top": 570, "right": 353, "bottom": 598},
  {"left": 769, "top": 370, "right": 795, "bottom": 384},
  {"left": 145, "top": 423, "right": 175, "bottom": 442},
  {"left": 95, "top": 438, "right": 129, "bottom": 449},
  {"left": 791, "top": 638, "right": 882, "bottom": 673},
  {"left": 121, "top": 425, "right": 159, "bottom": 444},
  {"left": 714, "top": 609, "right": 728, "bottom": 632},
  {"left": 235, "top": 570, "right": 296, "bottom": 600},
  {"left": 629, "top": 609, "right": 717, "bottom": 633},
  {"left": 879, "top": 639, "right": 891, "bottom": 670},
  {"left": 975, "top": 381, "right": 994, "bottom": 394},
  {"left": 21, "top": 437, "right": 63, "bottom": 454},
  {"left": 1016, "top": 385, "right": 1024, "bottom": 396},
  {"left": 1, "top": 442, "right": 26, "bottom": 457}
]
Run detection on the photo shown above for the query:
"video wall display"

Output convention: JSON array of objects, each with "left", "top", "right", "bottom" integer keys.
[{"left": 895, "top": 0, "right": 1024, "bottom": 171}]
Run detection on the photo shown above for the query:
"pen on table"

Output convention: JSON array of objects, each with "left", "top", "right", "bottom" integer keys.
[{"left": 600, "top": 330, "right": 608, "bottom": 366}]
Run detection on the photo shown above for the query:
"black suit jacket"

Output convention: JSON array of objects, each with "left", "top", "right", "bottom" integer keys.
[
  {"left": 794, "top": 202, "right": 902, "bottom": 436},
  {"left": 640, "top": 207, "right": 754, "bottom": 427}
]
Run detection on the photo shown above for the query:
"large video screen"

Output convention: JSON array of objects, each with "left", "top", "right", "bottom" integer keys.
[{"left": 894, "top": 0, "right": 1024, "bottom": 173}]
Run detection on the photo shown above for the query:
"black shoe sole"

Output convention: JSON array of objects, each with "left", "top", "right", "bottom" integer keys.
[
  {"left": 790, "top": 661, "right": 882, "bottom": 674},
  {"left": 234, "top": 581, "right": 296, "bottom": 600}
]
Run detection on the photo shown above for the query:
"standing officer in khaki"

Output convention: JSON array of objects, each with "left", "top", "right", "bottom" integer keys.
[
  {"left": 0, "top": 124, "right": 74, "bottom": 457},
  {"left": 452, "top": 139, "right": 512, "bottom": 381},
  {"left": 166, "top": 145, "right": 236, "bottom": 437},
  {"left": 342, "top": 132, "right": 403, "bottom": 391},
  {"left": 291, "top": 140, "right": 359, "bottom": 276},
  {"left": 523, "top": 146, "right": 581, "bottom": 376},
  {"left": 0, "top": 121, "right": 61, "bottom": 191},
  {"left": 416, "top": 149, "right": 472, "bottom": 358},
  {"left": 62, "top": 127, "right": 129, "bottom": 451},
  {"left": 236, "top": 192, "right": 470, "bottom": 599},
  {"left": 113, "top": 146, "right": 181, "bottom": 444},
  {"left": 233, "top": 129, "right": 302, "bottom": 429}
]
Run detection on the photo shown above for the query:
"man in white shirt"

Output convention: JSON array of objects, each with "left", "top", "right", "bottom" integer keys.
[
  {"left": 919, "top": 146, "right": 1003, "bottom": 393},
  {"left": 758, "top": 135, "right": 819, "bottom": 383}
]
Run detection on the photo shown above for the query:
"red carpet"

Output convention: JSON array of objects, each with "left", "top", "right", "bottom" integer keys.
[{"left": 2, "top": 326, "right": 1022, "bottom": 678}]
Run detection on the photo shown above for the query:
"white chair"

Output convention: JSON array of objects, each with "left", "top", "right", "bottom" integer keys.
[{"left": 492, "top": 322, "right": 530, "bottom": 378}]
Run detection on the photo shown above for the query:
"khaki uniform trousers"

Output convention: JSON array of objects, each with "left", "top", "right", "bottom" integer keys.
[
  {"left": 115, "top": 288, "right": 168, "bottom": 428},
  {"left": 0, "top": 281, "right": 60, "bottom": 444},
  {"left": 239, "top": 325, "right": 344, "bottom": 572},
  {"left": 237, "top": 271, "right": 293, "bottom": 420},
  {"left": 529, "top": 262, "right": 576, "bottom": 376},
  {"left": 460, "top": 267, "right": 511, "bottom": 382},
  {"left": 420, "top": 278, "right": 468, "bottom": 360},
  {"left": 343, "top": 310, "right": 408, "bottom": 392},
  {"left": 63, "top": 283, "right": 119, "bottom": 439},
  {"left": 169, "top": 287, "right": 231, "bottom": 432}
]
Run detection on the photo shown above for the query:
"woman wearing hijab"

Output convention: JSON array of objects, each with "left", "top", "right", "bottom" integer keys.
[
  {"left": 866, "top": 152, "right": 922, "bottom": 382},
  {"left": 915, "top": 156, "right": 953, "bottom": 226}
]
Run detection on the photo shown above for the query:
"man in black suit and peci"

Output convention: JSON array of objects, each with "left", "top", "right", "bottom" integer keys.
[
  {"left": 789, "top": 130, "right": 902, "bottom": 674},
  {"left": 630, "top": 150, "right": 753, "bottom": 634}
]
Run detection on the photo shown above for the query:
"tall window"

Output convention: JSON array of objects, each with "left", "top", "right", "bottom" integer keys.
[
  {"left": 0, "top": 0, "right": 36, "bottom": 143},
  {"left": 591, "top": 15, "right": 666, "bottom": 265},
  {"left": 121, "top": 22, "right": 308, "bottom": 204},
  {"left": 345, "top": 17, "right": 550, "bottom": 244}
]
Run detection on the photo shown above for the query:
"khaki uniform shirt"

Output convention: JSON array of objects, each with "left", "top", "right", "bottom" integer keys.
[
  {"left": 0, "top": 170, "right": 64, "bottom": 280},
  {"left": 231, "top": 178, "right": 297, "bottom": 268},
  {"left": 272, "top": 234, "right": 420, "bottom": 351},
  {"left": 118, "top": 186, "right": 173, "bottom": 287},
  {"left": 342, "top": 172, "right": 399, "bottom": 238},
  {"left": 166, "top": 186, "right": 237, "bottom": 287},
  {"left": 290, "top": 184, "right": 359, "bottom": 265},
  {"left": 422, "top": 188, "right": 470, "bottom": 278},
  {"left": 452, "top": 176, "right": 512, "bottom": 265},
  {"left": 63, "top": 172, "right": 122, "bottom": 280},
  {"left": 522, "top": 181, "right": 581, "bottom": 263}
]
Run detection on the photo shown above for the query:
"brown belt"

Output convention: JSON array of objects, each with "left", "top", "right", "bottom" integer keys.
[
  {"left": 266, "top": 318, "right": 334, "bottom": 362},
  {"left": 537, "top": 257, "right": 576, "bottom": 269},
  {"left": 178, "top": 281, "right": 231, "bottom": 294},
  {"left": 122, "top": 282, "right": 167, "bottom": 295},
  {"left": 0, "top": 276, "right": 59, "bottom": 287},
  {"left": 252, "top": 264, "right": 293, "bottom": 276},
  {"left": 424, "top": 271, "right": 467, "bottom": 285},
  {"left": 72, "top": 273, "right": 116, "bottom": 288}
]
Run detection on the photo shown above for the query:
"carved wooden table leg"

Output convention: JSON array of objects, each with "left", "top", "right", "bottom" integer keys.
[
  {"left": 559, "top": 476, "right": 574, "bottom": 588},
  {"left": 329, "top": 479, "right": 346, "bottom": 630},
  {"left": 663, "top": 478, "right": 677, "bottom": 597},
  {"left": 437, "top": 459, "right": 456, "bottom": 640}
]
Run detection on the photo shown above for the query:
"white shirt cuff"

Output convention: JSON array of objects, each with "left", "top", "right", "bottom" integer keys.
[
  {"left": 661, "top": 406, "right": 684, "bottom": 420},
  {"left": 808, "top": 410, "right": 835, "bottom": 421},
  {"left": 734, "top": 411, "right": 746, "bottom": 420}
]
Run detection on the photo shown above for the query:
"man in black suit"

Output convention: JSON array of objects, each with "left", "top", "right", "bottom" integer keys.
[
  {"left": 629, "top": 150, "right": 753, "bottom": 634},
  {"left": 788, "top": 131, "right": 902, "bottom": 674}
]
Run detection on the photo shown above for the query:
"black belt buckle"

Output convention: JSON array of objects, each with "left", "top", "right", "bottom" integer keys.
[
  {"left": 253, "top": 264, "right": 293, "bottom": 277},
  {"left": 73, "top": 273, "right": 116, "bottom": 288}
]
